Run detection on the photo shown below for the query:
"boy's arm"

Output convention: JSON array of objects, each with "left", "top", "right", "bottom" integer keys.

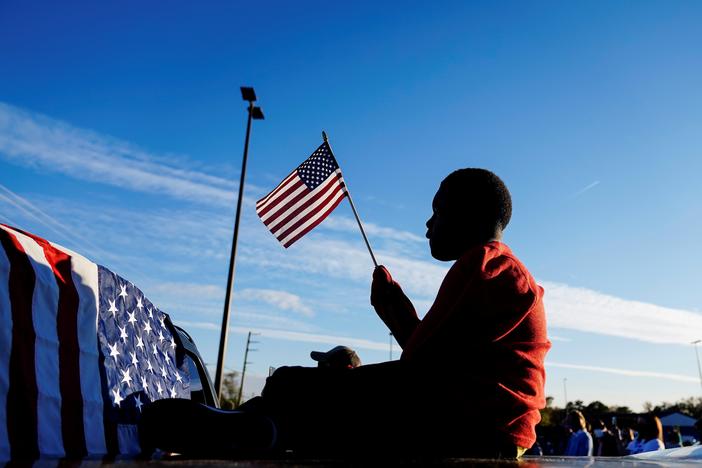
[{"left": 370, "top": 266, "right": 420, "bottom": 348}]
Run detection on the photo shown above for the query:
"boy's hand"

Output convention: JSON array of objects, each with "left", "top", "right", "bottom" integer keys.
[
  {"left": 370, "top": 265, "right": 419, "bottom": 347},
  {"left": 370, "top": 265, "right": 395, "bottom": 307}
]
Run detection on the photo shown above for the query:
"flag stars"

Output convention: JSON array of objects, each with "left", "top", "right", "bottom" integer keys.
[
  {"left": 112, "top": 388, "right": 124, "bottom": 407},
  {"left": 108, "top": 342, "right": 120, "bottom": 361},
  {"left": 107, "top": 299, "right": 118, "bottom": 317},
  {"left": 163, "top": 351, "right": 171, "bottom": 366},
  {"left": 135, "top": 395, "right": 143, "bottom": 413},
  {"left": 143, "top": 320, "right": 152, "bottom": 335},
  {"left": 118, "top": 284, "right": 128, "bottom": 301},
  {"left": 159, "top": 315, "right": 166, "bottom": 329},
  {"left": 121, "top": 368, "right": 133, "bottom": 387},
  {"left": 130, "top": 351, "right": 139, "bottom": 368},
  {"left": 148, "top": 307, "right": 153, "bottom": 319},
  {"left": 127, "top": 310, "right": 137, "bottom": 326},
  {"left": 141, "top": 375, "right": 149, "bottom": 391},
  {"left": 158, "top": 330, "right": 165, "bottom": 343},
  {"left": 136, "top": 297, "right": 144, "bottom": 311},
  {"left": 146, "top": 359, "right": 154, "bottom": 374},
  {"left": 160, "top": 365, "right": 168, "bottom": 379},
  {"left": 136, "top": 335, "right": 144, "bottom": 350},
  {"left": 169, "top": 337, "right": 176, "bottom": 349},
  {"left": 118, "top": 325, "right": 128, "bottom": 343},
  {"left": 152, "top": 344, "right": 159, "bottom": 357},
  {"left": 170, "top": 385, "right": 177, "bottom": 398},
  {"left": 175, "top": 371, "right": 182, "bottom": 384},
  {"left": 156, "top": 381, "right": 163, "bottom": 396}
]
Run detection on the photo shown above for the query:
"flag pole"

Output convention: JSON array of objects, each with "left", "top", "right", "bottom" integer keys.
[{"left": 322, "top": 130, "right": 378, "bottom": 268}]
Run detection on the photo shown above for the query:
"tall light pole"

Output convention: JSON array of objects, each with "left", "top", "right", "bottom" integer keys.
[
  {"left": 214, "top": 87, "right": 264, "bottom": 400},
  {"left": 692, "top": 340, "right": 702, "bottom": 392}
]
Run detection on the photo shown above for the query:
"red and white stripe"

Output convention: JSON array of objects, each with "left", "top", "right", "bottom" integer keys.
[
  {"left": 0, "top": 224, "right": 107, "bottom": 460},
  {"left": 256, "top": 169, "right": 347, "bottom": 248}
]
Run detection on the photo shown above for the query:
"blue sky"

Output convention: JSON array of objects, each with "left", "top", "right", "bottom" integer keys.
[{"left": 2, "top": 0, "right": 702, "bottom": 409}]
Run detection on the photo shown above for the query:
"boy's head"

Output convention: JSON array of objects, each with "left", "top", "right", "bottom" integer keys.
[{"left": 425, "top": 168, "right": 511, "bottom": 261}]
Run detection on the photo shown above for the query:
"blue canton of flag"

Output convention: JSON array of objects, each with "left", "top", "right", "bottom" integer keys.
[
  {"left": 296, "top": 143, "right": 340, "bottom": 190},
  {"left": 97, "top": 266, "right": 189, "bottom": 451}
]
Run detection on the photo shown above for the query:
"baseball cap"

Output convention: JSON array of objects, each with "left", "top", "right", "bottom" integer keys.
[{"left": 310, "top": 346, "right": 361, "bottom": 369}]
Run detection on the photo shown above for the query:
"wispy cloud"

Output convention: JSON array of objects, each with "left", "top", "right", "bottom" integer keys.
[
  {"left": 321, "top": 216, "right": 424, "bottom": 243},
  {"left": 0, "top": 182, "right": 111, "bottom": 261},
  {"left": 543, "top": 281, "right": 702, "bottom": 345},
  {"left": 176, "top": 321, "right": 389, "bottom": 351},
  {"left": 0, "top": 102, "right": 239, "bottom": 205},
  {"left": 238, "top": 288, "right": 314, "bottom": 317},
  {"left": 547, "top": 361, "right": 699, "bottom": 384},
  {"left": 148, "top": 282, "right": 225, "bottom": 300},
  {"left": 570, "top": 180, "right": 600, "bottom": 199}
]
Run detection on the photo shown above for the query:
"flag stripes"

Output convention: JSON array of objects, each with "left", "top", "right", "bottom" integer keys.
[
  {"left": 12, "top": 229, "right": 65, "bottom": 457},
  {"left": 256, "top": 142, "right": 348, "bottom": 248},
  {"left": 0, "top": 223, "right": 188, "bottom": 460},
  {"left": 0, "top": 227, "right": 40, "bottom": 459},
  {"left": 0, "top": 243, "right": 12, "bottom": 458}
]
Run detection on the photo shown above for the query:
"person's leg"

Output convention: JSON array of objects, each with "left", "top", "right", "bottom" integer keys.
[{"left": 254, "top": 361, "right": 410, "bottom": 456}]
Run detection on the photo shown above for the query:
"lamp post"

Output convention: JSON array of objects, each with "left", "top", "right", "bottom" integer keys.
[
  {"left": 214, "top": 87, "right": 264, "bottom": 400},
  {"left": 692, "top": 340, "right": 702, "bottom": 392}
]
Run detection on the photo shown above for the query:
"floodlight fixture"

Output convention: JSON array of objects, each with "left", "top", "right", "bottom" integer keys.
[
  {"left": 240, "top": 86, "right": 257, "bottom": 102},
  {"left": 251, "top": 106, "right": 264, "bottom": 120}
]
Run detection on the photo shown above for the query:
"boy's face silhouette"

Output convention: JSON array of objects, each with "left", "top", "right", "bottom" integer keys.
[
  {"left": 426, "top": 181, "right": 499, "bottom": 261},
  {"left": 426, "top": 185, "right": 468, "bottom": 261}
]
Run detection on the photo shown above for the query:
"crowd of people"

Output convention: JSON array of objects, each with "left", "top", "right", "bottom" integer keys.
[{"left": 529, "top": 410, "right": 690, "bottom": 457}]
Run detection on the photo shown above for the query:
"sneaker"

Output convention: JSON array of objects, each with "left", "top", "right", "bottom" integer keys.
[{"left": 139, "top": 398, "right": 277, "bottom": 458}]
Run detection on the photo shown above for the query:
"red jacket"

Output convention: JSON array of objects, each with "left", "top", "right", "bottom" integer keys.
[{"left": 372, "top": 241, "right": 550, "bottom": 448}]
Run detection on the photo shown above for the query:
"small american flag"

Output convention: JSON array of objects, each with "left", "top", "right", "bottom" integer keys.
[
  {"left": 0, "top": 224, "right": 190, "bottom": 460},
  {"left": 256, "top": 141, "right": 347, "bottom": 248}
]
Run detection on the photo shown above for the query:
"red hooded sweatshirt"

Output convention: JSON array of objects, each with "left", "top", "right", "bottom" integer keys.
[{"left": 372, "top": 241, "right": 550, "bottom": 449}]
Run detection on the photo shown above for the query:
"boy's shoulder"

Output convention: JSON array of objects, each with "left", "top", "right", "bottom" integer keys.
[{"left": 457, "top": 242, "right": 538, "bottom": 294}]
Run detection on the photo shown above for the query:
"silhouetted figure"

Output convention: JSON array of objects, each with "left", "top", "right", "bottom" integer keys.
[
  {"left": 310, "top": 345, "right": 361, "bottom": 369},
  {"left": 564, "top": 410, "right": 593, "bottom": 456},
  {"left": 628, "top": 414, "right": 665, "bottom": 454},
  {"left": 664, "top": 427, "right": 682, "bottom": 449},
  {"left": 593, "top": 419, "right": 619, "bottom": 456},
  {"left": 143, "top": 168, "right": 551, "bottom": 459}
]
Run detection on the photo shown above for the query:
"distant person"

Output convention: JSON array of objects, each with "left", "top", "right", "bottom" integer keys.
[
  {"left": 627, "top": 414, "right": 665, "bottom": 454},
  {"left": 143, "top": 168, "right": 551, "bottom": 459},
  {"left": 564, "top": 410, "right": 593, "bottom": 456},
  {"left": 593, "top": 419, "right": 619, "bottom": 456},
  {"left": 310, "top": 345, "right": 361, "bottom": 369},
  {"left": 664, "top": 427, "right": 682, "bottom": 449}
]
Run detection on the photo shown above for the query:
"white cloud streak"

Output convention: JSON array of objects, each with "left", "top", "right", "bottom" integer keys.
[
  {"left": 547, "top": 361, "right": 699, "bottom": 384},
  {"left": 0, "top": 102, "right": 237, "bottom": 205},
  {"left": 543, "top": 281, "right": 702, "bottom": 345},
  {"left": 321, "top": 216, "right": 424, "bottom": 243},
  {"left": 176, "top": 321, "right": 389, "bottom": 351},
  {"left": 571, "top": 180, "right": 600, "bottom": 199},
  {"left": 238, "top": 288, "right": 314, "bottom": 317}
]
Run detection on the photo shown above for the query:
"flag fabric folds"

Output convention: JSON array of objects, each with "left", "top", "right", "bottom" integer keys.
[
  {"left": 256, "top": 141, "right": 347, "bottom": 248},
  {"left": 0, "top": 224, "right": 190, "bottom": 460}
]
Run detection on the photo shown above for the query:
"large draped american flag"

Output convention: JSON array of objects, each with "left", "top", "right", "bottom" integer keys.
[
  {"left": 256, "top": 141, "right": 347, "bottom": 247},
  {"left": 0, "top": 224, "right": 190, "bottom": 460}
]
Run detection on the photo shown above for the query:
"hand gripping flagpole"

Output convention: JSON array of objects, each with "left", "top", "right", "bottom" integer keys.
[{"left": 322, "top": 131, "right": 378, "bottom": 268}]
